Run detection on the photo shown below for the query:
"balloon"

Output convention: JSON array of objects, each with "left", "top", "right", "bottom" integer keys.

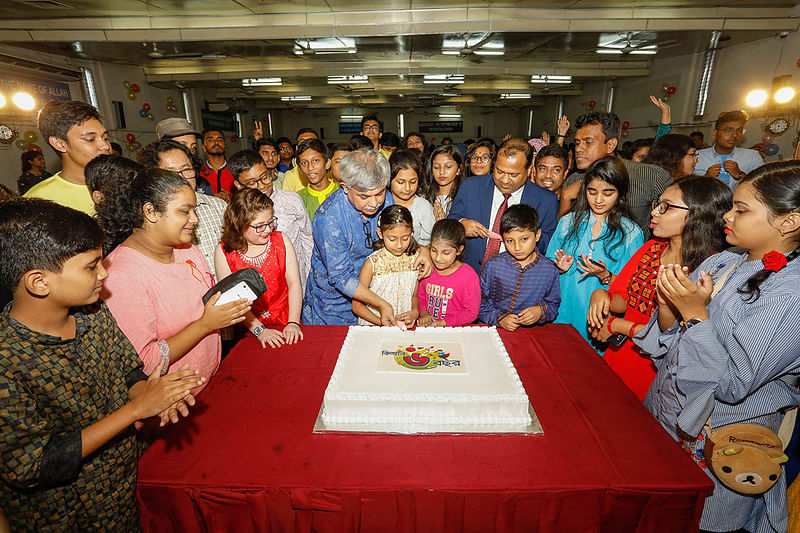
[
  {"left": 15, "top": 139, "right": 28, "bottom": 150},
  {"left": 125, "top": 133, "right": 135, "bottom": 143},
  {"left": 28, "top": 143, "right": 42, "bottom": 152},
  {"left": 139, "top": 109, "right": 149, "bottom": 118},
  {"left": 621, "top": 129, "right": 630, "bottom": 138},
  {"left": 123, "top": 80, "right": 131, "bottom": 89},
  {"left": 622, "top": 121, "right": 631, "bottom": 129},
  {"left": 666, "top": 86, "right": 677, "bottom": 95},
  {"left": 764, "top": 143, "right": 779, "bottom": 156},
  {"left": 142, "top": 102, "right": 151, "bottom": 111},
  {"left": 23, "top": 130, "right": 38, "bottom": 143},
  {"left": 166, "top": 96, "right": 174, "bottom": 105},
  {"left": 588, "top": 100, "right": 596, "bottom": 109},
  {"left": 762, "top": 133, "right": 775, "bottom": 144},
  {"left": 127, "top": 143, "right": 136, "bottom": 152},
  {"left": 661, "top": 95, "right": 670, "bottom": 102},
  {"left": 127, "top": 90, "right": 136, "bottom": 100},
  {"left": 147, "top": 113, "right": 154, "bottom": 121},
  {"left": 131, "top": 83, "right": 141, "bottom": 93},
  {"left": 662, "top": 83, "right": 670, "bottom": 93}
]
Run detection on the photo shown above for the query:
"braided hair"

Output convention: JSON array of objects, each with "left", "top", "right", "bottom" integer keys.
[{"left": 737, "top": 160, "right": 800, "bottom": 301}]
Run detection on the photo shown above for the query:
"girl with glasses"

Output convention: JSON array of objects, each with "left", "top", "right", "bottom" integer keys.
[
  {"left": 464, "top": 140, "right": 495, "bottom": 177},
  {"left": 215, "top": 189, "right": 304, "bottom": 349},
  {"left": 587, "top": 176, "right": 732, "bottom": 399}
]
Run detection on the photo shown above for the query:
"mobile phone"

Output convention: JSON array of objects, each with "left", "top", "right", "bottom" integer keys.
[
  {"left": 582, "top": 255, "right": 603, "bottom": 267},
  {"left": 215, "top": 281, "right": 258, "bottom": 306},
  {"left": 608, "top": 334, "right": 628, "bottom": 347}
]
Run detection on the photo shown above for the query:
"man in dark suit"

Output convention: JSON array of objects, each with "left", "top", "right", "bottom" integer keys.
[{"left": 448, "top": 138, "right": 559, "bottom": 274}]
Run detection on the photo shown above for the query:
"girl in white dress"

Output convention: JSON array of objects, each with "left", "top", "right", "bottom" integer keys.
[{"left": 352, "top": 205, "right": 420, "bottom": 327}]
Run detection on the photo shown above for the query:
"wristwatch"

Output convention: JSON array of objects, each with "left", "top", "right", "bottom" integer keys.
[
  {"left": 252, "top": 325, "right": 265, "bottom": 337},
  {"left": 599, "top": 273, "right": 612, "bottom": 285},
  {"left": 680, "top": 318, "right": 703, "bottom": 332}
]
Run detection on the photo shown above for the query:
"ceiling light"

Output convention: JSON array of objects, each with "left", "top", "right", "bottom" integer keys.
[
  {"left": 424, "top": 74, "right": 464, "bottom": 85},
  {"left": 596, "top": 49, "right": 624, "bottom": 54},
  {"left": 328, "top": 75, "right": 369, "bottom": 85},
  {"left": 340, "top": 115, "right": 363, "bottom": 120},
  {"left": 474, "top": 50, "right": 505, "bottom": 56},
  {"left": 745, "top": 89, "right": 768, "bottom": 107},
  {"left": 0, "top": 93, "right": 5, "bottom": 108},
  {"left": 530, "top": 75, "right": 572, "bottom": 84},
  {"left": 12, "top": 92, "right": 36, "bottom": 111},
  {"left": 242, "top": 78, "right": 282, "bottom": 87},
  {"left": 774, "top": 87, "right": 795, "bottom": 104},
  {"left": 293, "top": 37, "right": 357, "bottom": 55},
  {"left": 630, "top": 50, "right": 657, "bottom": 55},
  {"left": 439, "top": 114, "right": 461, "bottom": 119},
  {"left": 442, "top": 50, "right": 460, "bottom": 55},
  {"left": 439, "top": 92, "right": 458, "bottom": 97},
  {"left": 281, "top": 96, "right": 312, "bottom": 102},
  {"left": 500, "top": 93, "right": 531, "bottom": 99}
]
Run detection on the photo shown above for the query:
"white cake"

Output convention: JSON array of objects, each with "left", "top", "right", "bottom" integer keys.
[{"left": 320, "top": 326, "right": 535, "bottom": 433}]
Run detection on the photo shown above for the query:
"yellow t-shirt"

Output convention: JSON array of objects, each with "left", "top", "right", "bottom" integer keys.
[
  {"left": 23, "top": 172, "right": 95, "bottom": 215},
  {"left": 280, "top": 165, "right": 307, "bottom": 192}
]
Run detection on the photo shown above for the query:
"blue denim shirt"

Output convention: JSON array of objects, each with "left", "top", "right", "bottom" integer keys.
[{"left": 302, "top": 188, "right": 393, "bottom": 325}]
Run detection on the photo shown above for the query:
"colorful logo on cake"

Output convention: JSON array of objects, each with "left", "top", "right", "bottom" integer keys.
[{"left": 387, "top": 344, "right": 460, "bottom": 371}]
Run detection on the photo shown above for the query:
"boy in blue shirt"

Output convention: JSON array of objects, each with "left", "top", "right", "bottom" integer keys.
[
  {"left": 0, "top": 198, "right": 204, "bottom": 531},
  {"left": 479, "top": 203, "right": 561, "bottom": 330}
]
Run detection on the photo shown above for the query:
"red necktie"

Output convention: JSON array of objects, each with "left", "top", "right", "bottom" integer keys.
[{"left": 482, "top": 193, "right": 511, "bottom": 266}]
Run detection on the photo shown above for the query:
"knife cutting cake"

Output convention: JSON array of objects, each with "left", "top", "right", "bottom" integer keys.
[{"left": 320, "top": 326, "right": 535, "bottom": 433}]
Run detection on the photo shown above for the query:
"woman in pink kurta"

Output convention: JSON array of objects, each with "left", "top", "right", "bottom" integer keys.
[{"left": 98, "top": 167, "right": 250, "bottom": 396}]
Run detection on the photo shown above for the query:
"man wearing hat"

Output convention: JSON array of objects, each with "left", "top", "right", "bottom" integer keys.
[{"left": 155, "top": 117, "right": 213, "bottom": 195}]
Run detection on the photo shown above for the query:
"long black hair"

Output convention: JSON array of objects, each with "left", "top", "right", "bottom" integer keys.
[
  {"left": 673, "top": 176, "right": 732, "bottom": 270},
  {"left": 564, "top": 156, "right": 634, "bottom": 258},
  {"left": 96, "top": 167, "right": 190, "bottom": 256},
  {"left": 422, "top": 144, "right": 465, "bottom": 207},
  {"left": 737, "top": 161, "right": 800, "bottom": 301}
]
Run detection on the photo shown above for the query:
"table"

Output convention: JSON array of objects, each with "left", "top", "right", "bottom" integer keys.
[{"left": 137, "top": 325, "right": 712, "bottom": 532}]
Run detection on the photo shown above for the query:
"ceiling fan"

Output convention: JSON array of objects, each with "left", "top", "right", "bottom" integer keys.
[
  {"left": 596, "top": 32, "right": 679, "bottom": 55},
  {"left": 146, "top": 43, "right": 226, "bottom": 60}
]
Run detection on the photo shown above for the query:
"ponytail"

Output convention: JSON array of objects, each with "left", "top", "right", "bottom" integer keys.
[{"left": 738, "top": 247, "right": 800, "bottom": 301}]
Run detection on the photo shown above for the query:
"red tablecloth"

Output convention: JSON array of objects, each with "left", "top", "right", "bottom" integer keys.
[{"left": 137, "top": 325, "right": 712, "bottom": 532}]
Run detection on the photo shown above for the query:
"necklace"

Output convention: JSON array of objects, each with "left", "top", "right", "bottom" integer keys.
[{"left": 237, "top": 237, "right": 271, "bottom": 269}]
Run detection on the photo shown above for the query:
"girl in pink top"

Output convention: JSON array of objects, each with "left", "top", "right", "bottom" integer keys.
[
  {"left": 214, "top": 189, "right": 304, "bottom": 349},
  {"left": 101, "top": 168, "right": 250, "bottom": 397},
  {"left": 417, "top": 219, "right": 480, "bottom": 326}
]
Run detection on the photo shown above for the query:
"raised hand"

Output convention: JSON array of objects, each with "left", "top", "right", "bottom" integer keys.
[
  {"left": 553, "top": 249, "right": 574, "bottom": 273},
  {"left": 253, "top": 120, "right": 263, "bottom": 141},
  {"left": 649, "top": 95, "right": 671, "bottom": 124}
]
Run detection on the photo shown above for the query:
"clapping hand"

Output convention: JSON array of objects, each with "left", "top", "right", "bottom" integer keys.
[
  {"left": 553, "top": 249, "right": 574, "bottom": 273},
  {"left": 656, "top": 264, "right": 712, "bottom": 321}
]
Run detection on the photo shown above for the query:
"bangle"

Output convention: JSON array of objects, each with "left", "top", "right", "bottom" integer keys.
[
  {"left": 155, "top": 340, "right": 170, "bottom": 376},
  {"left": 628, "top": 322, "right": 638, "bottom": 338},
  {"left": 286, "top": 321, "right": 301, "bottom": 328},
  {"left": 607, "top": 317, "right": 617, "bottom": 334},
  {"left": 557, "top": 134, "right": 566, "bottom": 137}
]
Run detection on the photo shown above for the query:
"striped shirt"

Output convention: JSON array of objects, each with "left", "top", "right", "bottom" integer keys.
[
  {"left": 635, "top": 250, "right": 800, "bottom": 533},
  {"left": 564, "top": 158, "right": 673, "bottom": 238},
  {"left": 194, "top": 190, "right": 227, "bottom": 279}
]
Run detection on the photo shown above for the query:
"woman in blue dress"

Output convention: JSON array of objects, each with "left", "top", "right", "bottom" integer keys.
[
  {"left": 546, "top": 156, "right": 644, "bottom": 350},
  {"left": 637, "top": 161, "right": 800, "bottom": 533}
]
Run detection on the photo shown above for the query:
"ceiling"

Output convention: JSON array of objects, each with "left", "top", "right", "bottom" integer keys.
[{"left": 0, "top": 1, "right": 797, "bottom": 108}]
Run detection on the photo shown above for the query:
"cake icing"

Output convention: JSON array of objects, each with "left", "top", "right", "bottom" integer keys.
[{"left": 321, "top": 326, "right": 532, "bottom": 432}]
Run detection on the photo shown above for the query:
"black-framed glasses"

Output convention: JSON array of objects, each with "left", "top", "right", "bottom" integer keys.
[
  {"left": 241, "top": 169, "right": 276, "bottom": 188},
  {"left": 362, "top": 220, "right": 374, "bottom": 249},
  {"left": 250, "top": 216, "right": 278, "bottom": 233},
  {"left": 175, "top": 167, "right": 195, "bottom": 180},
  {"left": 470, "top": 154, "right": 491, "bottom": 163},
  {"left": 362, "top": 124, "right": 380, "bottom": 132},
  {"left": 652, "top": 200, "right": 690, "bottom": 215}
]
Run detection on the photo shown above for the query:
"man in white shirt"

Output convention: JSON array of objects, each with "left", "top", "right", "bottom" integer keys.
[{"left": 695, "top": 110, "right": 764, "bottom": 189}]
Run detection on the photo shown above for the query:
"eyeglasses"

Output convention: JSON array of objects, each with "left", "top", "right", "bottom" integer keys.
[
  {"left": 362, "top": 220, "right": 374, "bottom": 249},
  {"left": 719, "top": 127, "right": 745, "bottom": 136},
  {"left": 174, "top": 167, "right": 196, "bottom": 180},
  {"left": 250, "top": 217, "right": 278, "bottom": 233},
  {"left": 652, "top": 200, "right": 690, "bottom": 214},
  {"left": 240, "top": 170, "right": 276, "bottom": 188},
  {"left": 362, "top": 125, "right": 380, "bottom": 132},
  {"left": 470, "top": 154, "right": 491, "bottom": 163}
]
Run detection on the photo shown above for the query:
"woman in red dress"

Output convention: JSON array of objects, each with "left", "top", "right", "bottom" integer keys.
[
  {"left": 587, "top": 176, "right": 732, "bottom": 399},
  {"left": 215, "top": 189, "right": 304, "bottom": 349}
]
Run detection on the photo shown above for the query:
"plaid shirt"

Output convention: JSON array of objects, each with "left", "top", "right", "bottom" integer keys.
[{"left": 194, "top": 190, "right": 227, "bottom": 280}]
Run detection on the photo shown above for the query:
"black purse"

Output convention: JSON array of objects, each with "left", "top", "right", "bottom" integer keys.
[{"left": 202, "top": 267, "right": 267, "bottom": 305}]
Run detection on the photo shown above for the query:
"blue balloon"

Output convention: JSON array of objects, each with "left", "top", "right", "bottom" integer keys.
[
  {"left": 139, "top": 109, "right": 149, "bottom": 118},
  {"left": 764, "top": 143, "right": 779, "bottom": 156}
]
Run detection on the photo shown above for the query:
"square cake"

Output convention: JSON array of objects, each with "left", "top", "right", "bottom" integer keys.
[{"left": 319, "top": 326, "right": 538, "bottom": 434}]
